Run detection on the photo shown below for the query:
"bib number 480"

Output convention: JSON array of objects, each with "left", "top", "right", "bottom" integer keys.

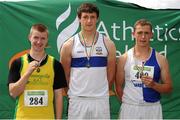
[{"left": 135, "top": 72, "right": 149, "bottom": 79}]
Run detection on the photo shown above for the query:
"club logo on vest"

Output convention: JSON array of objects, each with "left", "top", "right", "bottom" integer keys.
[{"left": 95, "top": 47, "right": 103, "bottom": 55}]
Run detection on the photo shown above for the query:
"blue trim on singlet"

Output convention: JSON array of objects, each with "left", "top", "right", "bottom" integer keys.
[
  {"left": 142, "top": 49, "right": 161, "bottom": 102},
  {"left": 71, "top": 56, "right": 107, "bottom": 67}
]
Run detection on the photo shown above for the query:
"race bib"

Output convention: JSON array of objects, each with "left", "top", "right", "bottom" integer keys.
[
  {"left": 131, "top": 65, "right": 154, "bottom": 81},
  {"left": 24, "top": 90, "right": 48, "bottom": 107}
]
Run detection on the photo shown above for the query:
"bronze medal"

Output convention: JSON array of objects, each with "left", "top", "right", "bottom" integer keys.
[
  {"left": 86, "top": 62, "right": 90, "bottom": 68},
  {"left": 36, "top": 68, "right": 40, "bottom": 73}
]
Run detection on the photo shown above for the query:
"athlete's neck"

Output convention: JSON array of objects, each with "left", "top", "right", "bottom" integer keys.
[
  {"left": 134, "top": 45, "right": 151, "bottom": 61},
  {"left": 81, "top": 30, "right": 96, "bottom": 41},
  {"left": 30, "top": 50, "right": 46, "bottom": 61},
  {"left": 80, "top": 30, "right": 97, "bottom": 46}
]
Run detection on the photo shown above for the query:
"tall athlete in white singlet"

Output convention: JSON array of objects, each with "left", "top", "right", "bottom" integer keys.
[
  {"left": 115, "top": 19, "right": 172, "bottom": 119},
  {"left": 60, "top": 3, "right": 116, "bottom": 119},
  {"left": 68, "top": 33, "right": 108, "bottom": 97}
]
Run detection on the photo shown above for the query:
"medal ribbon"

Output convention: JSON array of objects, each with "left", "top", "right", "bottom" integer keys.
[
  {"left": 37, "top": 54, "right": 47, "bottom": 67},
  {"left": 81, "top": 32, "right": 96, "bottom": 65},
  {"left": 36, "top": 54, "right": 46, "bottom": 72}
]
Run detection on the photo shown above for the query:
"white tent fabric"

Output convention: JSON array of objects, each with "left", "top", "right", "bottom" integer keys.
[
  {"left": 117, "top": 0, "right": 180, "bottom": 9},
  {"left": 0, "top": 0, "right": 180, "bottom": 9}
]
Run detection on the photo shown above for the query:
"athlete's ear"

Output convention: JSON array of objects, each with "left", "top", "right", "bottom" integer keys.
[
  {"left": 151, "top": 32, "right": 153, "bottom": 39},
  {"left": 28, "top": 34, "right": 31, "bottom": 42},
  {"left": 96, "top": 18, "right": 99, "bottom": 23},
  {"left": 132, "top": 31, "right": 135, "bottom": 38}
]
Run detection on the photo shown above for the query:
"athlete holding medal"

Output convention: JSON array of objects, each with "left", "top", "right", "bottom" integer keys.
[
  {"left": 115, "top": 19, "right": 172, "bottom": 119},
  {"left": 60, "top": 3, "right": 116, "bottom": 119},
  {"left": 8, "top": 24, "right": 67, "bottom": 119}
]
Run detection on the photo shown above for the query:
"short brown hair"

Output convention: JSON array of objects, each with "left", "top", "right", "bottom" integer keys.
[
  {"left": 134, "top": 19, "right": 152, "bottom": 31},
  {"left": 77, "top": 3, "right": 99, "bottom": 19},
  {"left": 29, "top": 23, "right": 49, "bottom": 37}
]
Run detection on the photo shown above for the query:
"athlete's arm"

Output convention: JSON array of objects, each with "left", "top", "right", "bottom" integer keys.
[
  {"left": 115, "top": 53, "right": 127, "bottom": 101},
  {"left": 8, "top": 59, "right": 39, "bottom": 98},
  {"left": 104, "top": 36, "right": 116, "bottom": 89},
  {"left": 60, "top": 38, "right": 73, "bottom": 87},
  {"left": 151, "top": 53, "right": 172, "bottom": 93},
  {"left": 53, "top": 59, "right": 67, "bottom": 119},
  {"left": 54, "top": 88, "right": 63, "bottom": 119}
]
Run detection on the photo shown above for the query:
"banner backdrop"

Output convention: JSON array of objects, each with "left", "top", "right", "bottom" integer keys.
[{"left": 0, "top": 0, "right": 180, "bottom": 119}]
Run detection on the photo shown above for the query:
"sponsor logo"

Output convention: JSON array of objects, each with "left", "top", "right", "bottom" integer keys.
[
  {"left": 131, "top": 80, "right": 143, "bottom": 87},
  {"left": 77, "top": 50, "right": 84, "bottom": 53}
]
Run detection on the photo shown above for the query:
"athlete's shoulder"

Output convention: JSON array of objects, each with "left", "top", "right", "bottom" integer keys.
[
  {"left": 49, "top": 55, "right": 64, "bottom": 72},
  {"left": 118, "top": 52, "right": 128, "bottom": 64},
  {"left": 102, "top": 35, "right": 116, "bottom": 51},
  {"left": 47, "top": 54, "right": 59, "bottom": 63},
  {"left": 61, "top": 36, "right": 74, "bottom": 51},
  {"left": 10, "top": 57, "right": 22, "bottom": 69},
  {"left": 118, "top": 47, "right": 133, "bottom": 65},
  {"left": 155, "top": 50, "right": 168, "bottom": 67},
  {"left": 54, "top": 59, "right": 62, "bottom": 68}
]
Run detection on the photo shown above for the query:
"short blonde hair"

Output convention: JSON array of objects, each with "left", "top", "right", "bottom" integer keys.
[{"left": 134, "top": 19, "right": 152, "bottom": 32}]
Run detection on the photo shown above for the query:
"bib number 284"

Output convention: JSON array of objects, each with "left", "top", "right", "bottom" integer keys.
[
  {"left": 24, "top": 90, "right": 48, "bottom": 107},
  {"left": 29, "top": 97, "right": 43, "bottom": 105}
]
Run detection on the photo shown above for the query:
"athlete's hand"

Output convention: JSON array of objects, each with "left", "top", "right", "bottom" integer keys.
[
  {"left": 141, "top": 75, "right": 155, "bottom": 88},
  {"left": 27, "top": 60, "right": 39, "bottom": 74}
]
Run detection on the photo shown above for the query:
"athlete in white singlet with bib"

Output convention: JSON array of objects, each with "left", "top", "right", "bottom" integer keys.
[{"left": 115, "top": 19, "right": 172, "bottom": 119}]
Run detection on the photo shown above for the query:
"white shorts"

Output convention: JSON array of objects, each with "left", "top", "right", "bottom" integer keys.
[
  {"left": 68, "top": 97, "right": 110, "bottom": 119},
  {"left": 119, "top": 102, "right": 162, "bottom": 119}
]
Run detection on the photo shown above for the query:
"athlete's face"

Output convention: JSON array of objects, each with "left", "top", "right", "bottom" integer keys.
[
  {"left": 133, "top": 25, "right": 153, "bottom": 47},
  {"left": 29, "top": 30, "right": 48, "bottom": 52},
  {"left": 79, "top": 12, "right": 98, "bottom": 32}
]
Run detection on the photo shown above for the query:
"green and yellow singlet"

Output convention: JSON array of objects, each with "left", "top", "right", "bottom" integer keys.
[{"left": 14, "top": 54, "right": 55, "bottom": 119}]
